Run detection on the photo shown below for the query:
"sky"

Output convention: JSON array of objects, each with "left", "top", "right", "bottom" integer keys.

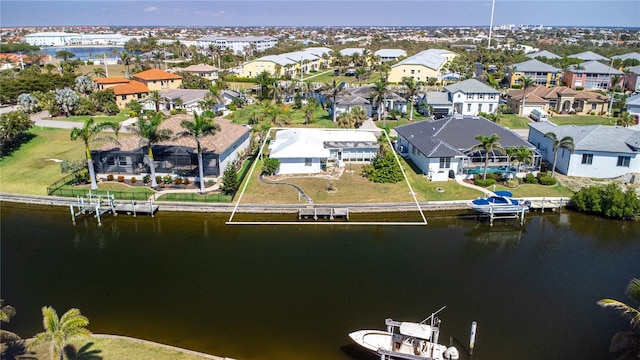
[{"left": 1, "top": 0, "right": 639, "bottom": 28}]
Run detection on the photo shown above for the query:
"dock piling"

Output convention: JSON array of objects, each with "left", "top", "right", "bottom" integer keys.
[{"left": 469, "top": 321, "right": 477, "bottom": 355}]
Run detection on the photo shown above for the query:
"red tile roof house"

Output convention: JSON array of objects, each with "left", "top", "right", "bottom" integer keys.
[
  {"left": 91, "top": 114, "right": 251, "bottom": 180},
  {"left": 133, "top": 68, "right": 182, "bottom": 91},
  {"left": 505, "top": 85, "right": 609, "bottom": 116}
]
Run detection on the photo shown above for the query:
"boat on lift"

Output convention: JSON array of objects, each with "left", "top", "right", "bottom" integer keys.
[
  {"left": 470, "top": 190, "right": 530, "bottom": 214},
  {"left": 349, "top": 306, "right": 460, "bottom": 360}
]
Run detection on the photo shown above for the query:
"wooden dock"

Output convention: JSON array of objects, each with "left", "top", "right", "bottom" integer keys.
[
  {"left": 114, "top": 200, "right": 159, "bottom": 216},
  {"left": 298, "top": 207, "right": 349, "bottom": 221},
  {"left": 70, "top": 193, "right": 158, "bottom": 225}
]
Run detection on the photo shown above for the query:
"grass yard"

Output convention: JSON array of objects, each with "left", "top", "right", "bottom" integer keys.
[
  {"left": 22, "top": 336, "right": 216, "bottom": 360},
  {"left": 49, "top": 110, "right": 131, "bottom": 124},
  {"left": 78, "top": 64, "right": 127, "bottom": 77},
  {"left": 226, "top": 103, "right": 336, "bottom": 127},
  {"left": 548, "top": 114, "right": 614, "bottom": 126},
  {"left": 493, "top": 182, "right": 576, "bottom": 198},
  {"left": 499, "top": 114, "right": 534, "bottom": 129}
]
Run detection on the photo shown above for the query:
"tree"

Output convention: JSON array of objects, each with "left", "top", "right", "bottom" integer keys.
[
  {"left": 1, "top": 299, "right": 20, "bottom": 342},
  {"left": 471, "top": 134, "right": 503, "bottom": 180},
  {"left": 74, "top": 76, "right": 94, "bottom": 97},
  {"left": 598, "top": 278, "right": 640, "bottom": 359},
  {"left": 519, "top": 76, "right": 535, "bottom": 116},
  {"left": 255, "top": 71, "right": 273, "bottom": 100},
  {"left": 17, "top": 93, "right": 40, "bottom": 113},
  {"left": 134, "top": 112, "right": 172, "bottom": 188},
  {"left": 199, "top": 86, "right": 223, "bottom": 112},
  {"left": 617, "top": 112, "right": 635, "bottom": 128},
  {"left": 510, "top": 145, "right": 534, "bottom": 172},
  {"left": 350, "top": 106, "right": 367, "bottom": 128},
  {"left": 147, "top": 90, "right": 163, "bottom": 113},
  {"left": 178, "top": 113, "right": 220, "bottom": 193},
  {"left": 31, "top": 306, "right": 91, "bottom": 360},
  {"left": 401, "top": 76, "right": 422, "bottom": 121},
  {"left": 323, "top": 81, "right": 348, "bottom": 123},
  {"left": 337, "top": 111, "right": 354, "bottom": 129},
  {"left": 55, "top": 50, "right": 75, "bottom": 61},
  {"left": 92, "top": 67, "right": 106, "bottom": 78},
  {"left": 56, "top": 88, "right": 80, "bottom": 116},
  {"left": 1, "top": 110, "right": 35, "bottom": 155},
  {"left": 370, "top": 81, "right": 389, "bottom": 126},
  {"left": 262, "top": 157, "right": 280, "bottom": 175},
  {"left": 303, "top": 98, "right": 318, "bottom": 125},
  {"left": 119, "top": 51, "right": 132, "bottom": 77},
  {"left": 221, "top": 161, "right": 240, "bottom": 195},
  {"left": 545, "top": 132, "right": 574, "bottom": 178},
  {"left": 70, "top": 118, "right": 119, "bottom": 190}
]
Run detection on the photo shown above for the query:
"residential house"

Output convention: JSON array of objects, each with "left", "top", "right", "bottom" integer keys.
[
  {"left": 509, "top": 59, "right": 561, "bottom": 87},
  {"left": 132, "top": 69, "right": 183, "bottom": 91},
  {"left": 387, "top": 49, "right": 457, "bottom": 84},
  {"left": 528, "top": 122, "right": 640, "bottom": 178},
  {"left": 93, "top": 77, "right": 130, "bottom": 91},
  {"left": 268, "top": 128, "right": 379, "bottom": 175},
  {"left": 418, "top": 91, "right": 452, "bottom": 118},
  {"left": 92, "top": 115, "right": 251, "bottom": 178},
  {"left": 395, "top": 115, "right": 537, "bottom": 181},
  {"left": 623, "top": 65, "right": 640, "bottom": 92},
  {"left": 443, "top": 79, "right": 500, "bottom": 115},
  {"left": 140, "top": 88, "right": 209, "bottom": 114},
  {"left": 568, "top": 51, "right": 610, "bottom": 62},
  {"left": 374, "top": 49, "right": 407, "bottom": 62},
  {"left": 562, "top": 61, "right": 623, "bottom": 90},
  {"left": 611, "top": 52, "right": 640, "bottom": 62},
  {"left": 241, "top": 47, "right": 331, "bottom": 78},
  {"left": 626, "top": 94, "right": 640, "bottom": 124},
  {"left": 179, "top": 63, "right": 219, "bottom": 81},
  {"left": 505, "top": 85, "right": 610, "bottom": 116},
  {"left": 112, "top": 81, "right": 150, "bottom": 109},
  {"left": 526, "top": 50, "right": 561, "bottom": 60}
]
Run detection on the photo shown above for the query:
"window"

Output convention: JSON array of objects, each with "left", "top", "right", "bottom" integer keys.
[
  {"left": 489, "top": 94, "right": 496, "bottom": 99},
  {"left": 305, "top": 158, "right": 312, "bottom": 166},
  {"left": 118, "top": 157, "right": 128, "bottom": 166},
  {"left": 439, "top": 157, "right": 451, "bottom": 169},
  {"left": 581, "top": 154, "right": 593, "bottom": 165},
  {"left": 411, "top": 69, "right": 415, "bottom": 74},
  {"left": 617, "top": 156, "right": 631, "bottom": 167},
  {"left": 478, "top": 93, "right": 485, "bottom": 99},
  {"left": 478, "top": 104, "right": 483, "bottom": 112},
  {"left": 467, "top": 93, "right": 474, "bottom": 99},
  {"left": 121, "top": 95, "right": 126, "bottom": 100},
  {"left": 467, "top": 104, "right": 472, "bottom": 112},
  {"left": 591, "top": 104, "right": 597, "bottom": 110},
  {"left": 107, "top": 158, "right": 115, "bottom": 166},
  {"left": 488, "top": 104, "right": 493, "bottom": 112}
]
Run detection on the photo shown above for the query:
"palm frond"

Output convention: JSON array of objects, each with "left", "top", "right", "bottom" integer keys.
[{"left": 599, "top": 299, "right": 640, "bottom": 329}]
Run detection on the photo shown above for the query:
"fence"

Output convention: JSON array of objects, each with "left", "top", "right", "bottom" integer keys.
[
  {"left": 154, "top": 192, "right": 232, "bottom": 203},
  {"left": 47, "top": 173, "right": 78, "bottom": 196},
  {"left": 49, "top": 188, "right": 152, "bottom": 201}
]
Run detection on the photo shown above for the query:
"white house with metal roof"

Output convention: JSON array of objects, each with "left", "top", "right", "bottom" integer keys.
[
  {"left": 528, "top": 122, "right": 640, "bottom": 178},
  {"left": 268, "top": 129, "right": 379, "bottom": 174},
  {"left": 568, "top": 51, "right": 610, "bottom": 62},
  {"left": 526, "top": 50, "right": 561, "bottom": 60},
  {"left": 395, "top": 115, "right": 537, "bottom": 181},
  {"left": 612, "top": 52, "right": 640, "bottom": 62},
  {"left": 196, "top": 36, "right": 278, "bottom": 55},
  {"left": 374, "top": 49, "right": 407, "bottom": 62},
  {"left": 444, "top": 79, "right": 500, "bottom": 116}
]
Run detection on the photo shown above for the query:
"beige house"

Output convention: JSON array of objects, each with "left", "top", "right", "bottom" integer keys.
[
  {"left": 132, "top": 68, "right": 182, "bottom": 91},
  {"left": 505, "top": 85, "right": 609, "bottom": 116},
  {"left": 179, "top": 63, "right": 219, "bottom": 81},
  {"left": 93, "top": 77, "right": 130, "bottom": 90},
  {"left": 241, "top": 47, "right": 332, "bottom": 78},
  {"left": 111, "top": 80, "right": 150, "bottom": 109},
  {"left": 387, "top": 49, "right": 456, "bottom": 83}
]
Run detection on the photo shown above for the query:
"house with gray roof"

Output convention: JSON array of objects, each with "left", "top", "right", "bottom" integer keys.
[
  {"left": 563, "top": 61, "right": 623, "bottom": 91},
  {"left": 526, "top": 50, "right": 561, "bottom": 60},
  {"left": 374, "top": 49, "right": 407, "bottom": 62},
  {"left": 611, "top": 52, "right": 640, "bottom": 62},
  {"left": 340, "top": 48, "right": 365, "bottom": 57},
  {"left": 395, "top": 115, "right": 537, "bottom": 181},
  {"left": 418, "top": 91, "right": 452, "bottom": 118},
  {"left": 623, "top": 65, "right": 640, "bottom": 92},
  {"left": 528, "top": 122, "right": 640, "bottom": 178},
  {"left": 509, "top": 59, "right": 562, "bottom": 87},
  {"left": 626, "top": 94, "right": 640, "bottom": 121},
  {"left": 569, "top": 51, "right": 609, "bottom": 62},
  {"left": 443, "top": 79, "right": 500, "bottom": 116}
]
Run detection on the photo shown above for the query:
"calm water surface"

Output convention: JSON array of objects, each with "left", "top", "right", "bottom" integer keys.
[{"left": 2, "top": 203, "right": 639, "bottom": 360}]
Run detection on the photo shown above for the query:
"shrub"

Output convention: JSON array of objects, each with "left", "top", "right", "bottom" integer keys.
[
  {"left": 169, "top": 109, "right": 178, "bottom": 115},
  {"left": 163, "top": 175, "right": 173, "bottom": 184},
  {"left": 474, "top": 178, "right": 496, "bottom": 187},
  {"left": 572, "top": 183, "right": 640, "bottom": 219},
  {"left": 361, "top": 148, "right": 403, "bottom": 183},
  {"left": 524, "top": 173, "right": 538, "bottom": 184},
  {"left": 106, "top": 174, "right": 114, "bottom": 181},
  {"left": 183, "top": 178, "right": 190, "bottom": 185},
  {"left": 143, "top": 175, "right": 151, "bottom": 184},
  {"left": 227, "top": 104, "right": 237, "bottom": 111},
  {"left": 117, "top": 175, "right": 125, "bottom": 182},
  {"left": 155, "top": 175, "right": 163, "bottom": 185},
  {"left": 174, "top": 177, "right": 183, "bottom": 185},
  {"left": 262, "top": 158, "right": 280, "bottom": 175},
  {"left": 130, "top": 177, "right": 137, "bottom": 184},
  {"left": 538, "top": 176, "right": 557, "bottom": 186},
  {"left": 504, "top": 179, "right": 520, "bottom": 188}
]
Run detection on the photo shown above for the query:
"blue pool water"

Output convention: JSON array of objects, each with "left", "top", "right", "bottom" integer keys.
[{"left": 467, "top": 166, "right": 517, "bottom": 174}]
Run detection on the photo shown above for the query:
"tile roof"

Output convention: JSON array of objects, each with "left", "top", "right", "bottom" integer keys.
[
  {"left": 93, "top": 77, "right": 130, "bottom": 84},
  {"left": 506, "top": 85, "right": 608, "bottom": 104},
  {"left": 133, "top": 68, "right": 182, "bottom": 81},
  {"left": 395, "top": 116, "right": 533, "bottom": 158},
  {"left": 99, "top": 115, "right": 249, "bottom": 154},
  {"left": 112, "top": 80, "right": 149, "bottom": 96}
]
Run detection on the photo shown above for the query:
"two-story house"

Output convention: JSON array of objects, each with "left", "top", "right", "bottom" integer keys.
[
  {"left": 387, "top": 49, "right": 456, "bottom": 84},
  {"left": 509, "top": 59, "right": 561, "bottom": 87},
  {"left": 132, "top": 68, "right": 182, "bottom": 91},
  {"left": 444, "top": 79, "right": 500, "bottom": 115},
  {"left": 562, "top": 61, "right": 623, "bottom": 91}
]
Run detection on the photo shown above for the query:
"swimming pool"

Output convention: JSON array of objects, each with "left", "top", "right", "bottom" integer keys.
[{"left": 466, "top": 166, "right": 517, "bottom": 174}]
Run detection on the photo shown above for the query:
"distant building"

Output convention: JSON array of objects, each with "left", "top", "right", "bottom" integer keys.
[
  {"left": 196, "top": 36, "right": 277, "bottom": 55},
  {"left": 387, "top": 49, "right": 456, "bottom": 84},
  {"left": 25, "top": 32, "right": 81, "bottom": 46},
  {"left": 374, "top": 49, "right": 407, "bottom": 62}
]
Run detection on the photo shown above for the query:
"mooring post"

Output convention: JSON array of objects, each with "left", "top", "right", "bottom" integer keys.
[
  {"left": 489, "top": 206, "right": 494, "bottom": 227},
  {"left": 95, "top": 204, "right": 102, "bottom": 227},
  {"left": 149, "top": 199, "right": 154, "bottom": 217},
  {"left": 520, "top": 207, "right": 525, "bottom": 225},
  {"left": 132, "top": 199, "right": 136, "bottom": 217},
  {"left": 70, "top": 204, "right": 76, "bottom": 225},
  {"left": 541, "top": 197, "right": 545, "bottom": 213},
  {"left": 469, "top": 321, "right": 477, "bottom": 355}
]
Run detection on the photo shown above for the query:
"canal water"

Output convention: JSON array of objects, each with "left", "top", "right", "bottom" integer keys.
[
  {"left": 38, "top": 46, "right": 126, "bottom": 61},
  {"left": 1, "top": 203, "right": 639, "bottom": 360}
]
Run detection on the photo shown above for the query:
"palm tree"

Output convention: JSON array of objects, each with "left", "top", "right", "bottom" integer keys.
[
  {"left": 199, "top": 86, "right": 223, "bottom": 112},
  {"left": 70, "top": 118, "right": 119, "bottom": 190},
  {"left": 255, "top": 71, "right": 273, "bottom": 100},
  {"left": 519, "top": 76, "right": 535, "bottom": 116},
  {"left": 30, "top": 306, "right": 91, "bottom": 360},
  {"left": 303, "top": 98, "right": 318, "bottom": 125},
  {"left": 471, "top": 134, "right": 503, "bottom": 180},
  {"left": 350, "top": 106, "right": 367, "bottom": 128},
  {"left": 617, "top": 112, "right": 635, "bottom": 127},
  {"left": 598, "top": 278, "right": 640, "bottom": 359},
  {"left": 177, "top": 113, "right": 220, "bottom": 194},
  {"left": 134, "top": 112, "right": 172, "bottom": 189},
  {"left": 545, "top": 132, "right": 574, "bottom": 178},
  {"left": 148, "top": 90, "right": 163, "bottom": 113},
  {"left": 370, "top": 81, "right": 389, "bottom": 126},
  {"left": 337, "top": 111, "right": 354, "bottom": 129},
  {"left": 511, "top": 145, "right": 534, "bottom": 172},
  {"left": 323, "top": 81, "right": 348, "bottom": 123},
  {"left": 1, "top": 299, "right": 20, "bottom": 342},
  {"left": 119, "top": 51, "right": 132, "bottom": 77},
  {"left": 401, "top": 76, "right": 422, "bottom": 122}
]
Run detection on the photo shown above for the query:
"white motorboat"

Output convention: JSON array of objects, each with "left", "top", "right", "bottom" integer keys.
[
  {"left": 470, "top": 190, "right": 530, "bottom": 215},
  {"left": 349, "top": 307, "right": 460, "bottom": 360}
]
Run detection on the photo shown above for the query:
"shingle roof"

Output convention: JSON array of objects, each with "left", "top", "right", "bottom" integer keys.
[
  {"left": 626, "top": 65, "right": 640, "bottom": 75},
  {"left": 512, "top": 59, "right": 561, "bottom": 73},
  {"left": 526, "top": 50, "right": 561, "bottom": 60},
  {"left": 160, "top": 89, "right": 209, "bottom": 104},
  {"left": 530, "top": 122, "right": 640, "bottom": 153},
  {"left": 423, "top": 91, "right": 451, "bottom": 106},
  {"left": 444, "top": 79, "right": 499, "bottom": 94},
  {"left": 340, "top": 48, "right": 365, "bottom": 56},
  {"left": 134, "top": 68, "right": 182, "bottom": 81},
  {"left": 395, "top": 116, "right": 533, "bottom": 158},
  {"left": 569, "top": 51, "right": 609, "bottom": 61}
]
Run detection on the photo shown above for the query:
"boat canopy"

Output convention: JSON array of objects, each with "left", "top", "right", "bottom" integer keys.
[{"left": 399, "top": 322, "right": 432, "bottom": 340}]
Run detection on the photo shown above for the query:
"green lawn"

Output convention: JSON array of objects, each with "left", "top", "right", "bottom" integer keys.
[
  {"left": 493, "top": 182, "right": 575, "bottom": 198},
  {"left": 50, "top": 110, "right": 131, "bottom": 123},
  {"left": 499, "top": 114, "right": 534, "bottom": 129},
  {"left": 226, "top": 103, "right": 336, "bottom": 127},
  {"left": 548, "top": 114, "right": 614, "bottom": 126}
]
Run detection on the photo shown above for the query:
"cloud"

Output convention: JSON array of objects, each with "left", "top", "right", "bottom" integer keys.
[{"left": 144, "top": 6, "right": 157, "bottom": 12}]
